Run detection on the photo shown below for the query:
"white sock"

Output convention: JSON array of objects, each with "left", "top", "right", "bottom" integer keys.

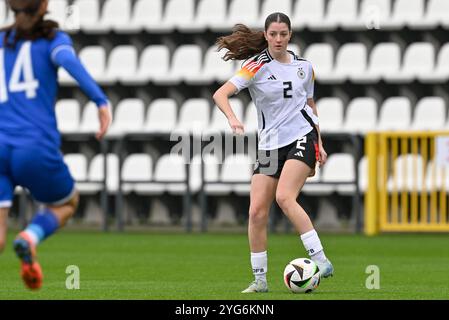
[
  {"left": 300, "top": 229, "right": 327, "bottom": 264},
  {"left": 251, "top": 251, "right": 267, "bottom": 282}
]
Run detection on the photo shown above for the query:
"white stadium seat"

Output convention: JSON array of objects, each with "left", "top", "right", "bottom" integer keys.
[
  {"left": 221, "top": 154, "right": 253, "bottom": 195},
  {"left": 291, "top": 0, "right": 325, "bottom": 30},
  {"left": 189, "top": 154, "right": 221, "bottom": 194},
  {"left": 303, "top": 43, "right": 334, "bottom": 81},
  {"left": 104, "top": 45, "right": 138, "bottom": 84},
  {"left": 352, "top": 42, "right": 401, "bottom": 83},
  {"left": 320, "top": 0, "right": 359, "bottom": 31},
  {"left": 79, "top": 102, "right": 100, "bottom": 133},
  {"left": 411, "top": 0, "right": 449, "bottom": 29},
  {"left": 383, "top": 0, "right": 424, "bottom": 30},
  {"left": 64, "top": 153, "right": 88, "bottom": 182},
  {"left": 316, "top": 98, "right": 344, "bottom": 133},
  {"left": 195, "top": 0, "right": 227, "bottom": 32},
  {"left": 73, "top": 0, "right": 105, "bottom": 34},
  {"left": 342, "top": 97, "right": 378, "bottom": 134},
  {"left": 174, "top": 99, "right": 211, "bottom": 134},
  {"left": 378, "top": 97, "right": 411, "bottom": 131},
  {"left": 419, "top": 43, "right": 449, "bottom": 83},
  {"left": 410, "top": 97, "right": 446, "bottom": 131},
  {"left": 302, "top": 166, "right": 334, "bottom": 195},
  {"left": 227, "top": 0, "right": 260, "bottom": 29},
  {"left": 322, "top": 43, "right": 367, "bottom": 83},
  {"left": 121, "top": 154, "right": 154, "bottom": 194},
  {"left": 425, "top": 160, "right": 449, "bottom": 191},
  {"left": 47, "top": 0, "right": 68, "bottom": 27},
  {"left": 77, "top": 154, "right": 119, "bottom": 194},
  {"left": 200, "top": 46, "right": 236, "bottom": 84},
  {"left": 358, "top": 156, "right": 368, "bottom": 193},
  {"left": 154, "top": 154, "right": 188, "bottom": 195},
  {"left": 133, "top": 45, "right": 170, "bottom": 84},
  {"left": 101, "top": 0, "right": 132, "bottom": 33},
  {"left": 134, "top": 0, "right": 164, "bottom": 32},
  {"left": 385, "top": 43, "right": 435, "bottom": 83},
  {"left": 321, "top": 153, "right": 356, "bottom": 195},
  {"left": 143, "top": 99, "right": 178, "bottom": 134},
  {"left": 163, "top": 0, "right": 194, "bottom": 32},
  {"left": 107, "top": 99, "right": 145, "bottom": 137},
  {"left": 56, "top": 99, "right": 81, "bottom": 134}
]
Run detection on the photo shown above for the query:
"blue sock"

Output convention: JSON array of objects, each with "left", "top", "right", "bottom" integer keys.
[{"left": 23, "top": 209, "right": 60, "bottom": 245}]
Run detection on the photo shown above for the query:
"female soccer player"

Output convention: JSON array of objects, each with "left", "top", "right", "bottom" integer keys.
[
  {"left": 213, "top": 12, "right": 333, "bottom": 293},
  {"left": 0, "top": 0, "right": 111, "bottom": 290}
]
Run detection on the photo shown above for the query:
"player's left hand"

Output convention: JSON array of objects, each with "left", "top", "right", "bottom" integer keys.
[
  {"left": 318, "top": 143, "right": 327, "bottom": 167},
  {"left": 96, "top": 105, "right": 112, "bottom": 140}
]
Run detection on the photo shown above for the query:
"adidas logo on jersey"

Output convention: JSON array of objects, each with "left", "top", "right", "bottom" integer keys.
[{"left": 267, "top": 75, "right": 277, "bottom": 80}]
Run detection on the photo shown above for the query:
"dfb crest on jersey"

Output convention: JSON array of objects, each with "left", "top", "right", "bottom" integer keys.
[{"left": 297, "top": 68, "right": 306, "bottom": 79}]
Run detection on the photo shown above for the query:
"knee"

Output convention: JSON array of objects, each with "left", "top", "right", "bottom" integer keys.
[
  {"left": 276, "top": 191, "right": 295, "bottom": 212},
  {"left": 248, "top": 204, "right": 269, "bottom": 225}
]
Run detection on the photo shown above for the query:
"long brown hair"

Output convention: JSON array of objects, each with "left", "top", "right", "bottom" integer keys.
[
  {"left": 2, "top": 0, "right": 59, "bottom": 48},
  {"left": 216, "top": 12, "right": 292, "bottom": 61}
]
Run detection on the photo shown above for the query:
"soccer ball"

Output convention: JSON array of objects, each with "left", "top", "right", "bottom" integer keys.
[{"left": 283, "top": 258, "right": 321, "bottom": 293}]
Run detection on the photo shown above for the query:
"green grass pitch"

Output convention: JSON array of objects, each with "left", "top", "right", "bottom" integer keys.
[{"left": 0, "top": 231, "right": 448, "bottom": 300}]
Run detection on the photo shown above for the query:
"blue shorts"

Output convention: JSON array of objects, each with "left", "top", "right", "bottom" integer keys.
[{"left": 0, "top": 143, "right": 75, "bottom": 208}]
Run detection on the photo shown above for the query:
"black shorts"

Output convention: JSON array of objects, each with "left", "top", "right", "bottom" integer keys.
[{"left": 253, "top": 130, "right": 319, "bottom": 179}]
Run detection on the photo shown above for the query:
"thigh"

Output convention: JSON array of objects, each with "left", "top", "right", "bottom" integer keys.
[
  {"left": 11, "top": 146, "right": 75, "bottom": 205},
  {"left": 277, "top": 159, "right": 313, "bottom": 199},
  {"left": 250, "top": 174, "right": 278, "bottom": 212}
]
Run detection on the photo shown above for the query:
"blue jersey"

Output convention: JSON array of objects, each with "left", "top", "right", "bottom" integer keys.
[{"left": 0, "top": 30, "right": 108, "bottom": 149}]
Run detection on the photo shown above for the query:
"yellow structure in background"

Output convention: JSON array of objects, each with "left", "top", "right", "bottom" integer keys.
[{"left": 365, "top": 132, "right": 449, "bottom": 235}]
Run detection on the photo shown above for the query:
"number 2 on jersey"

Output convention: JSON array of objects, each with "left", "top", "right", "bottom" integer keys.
[
  {"left": 283, "top": 81, "right": 293, "bottom": 99},
  {"left": 0, "top": 41, "right": 39, "bottom": 103}
]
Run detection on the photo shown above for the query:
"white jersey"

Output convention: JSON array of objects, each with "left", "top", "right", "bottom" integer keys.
[{"left": 229, "top": 49, "right": 316, "bottom": 150}]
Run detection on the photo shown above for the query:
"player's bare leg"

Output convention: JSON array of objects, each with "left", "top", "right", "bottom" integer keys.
[
  {"left": 276, "top": 160, "right": 333, "bottom": 278},
  {"left": 242, "top": 174, "right": 277, "bottom": 293},
  {"left": 0, "top": 208, "right": 9, "bottom": 253}
]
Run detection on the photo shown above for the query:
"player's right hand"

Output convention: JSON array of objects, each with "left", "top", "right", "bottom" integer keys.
[
  {"left": 96, "top": 105, "right": 112, "bottom": 140},
  {"left": 228, "top": 117, "right": 244, "bottom": 135}
]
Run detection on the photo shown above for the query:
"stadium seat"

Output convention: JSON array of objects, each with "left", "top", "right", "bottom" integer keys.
[
  {"left": 410, "top": 97, "right": 446, "bottom": 131},
  {"left": 77, "top": 154, "right": 119, "bottom": 194},
  {"left": 352, "top": 42, "right": 401, "bottom": 83},
  {"left": 316, "top": 97, "right": 344, "bottom": 133},
  {"left": 143, "top": 99, "right": 177, "bottom": 134},
  {"left": 189, "top": 154, "right": 221, "bottom": 194},
  {"left": 291, "top": 0, "right": 325, "bottom": 30},
  {"left": 358, "top": 156, "right": 368, "bottom": 193},
  {"left": 378, "top": 97, "right": 411, "bottom": 131},
  {"left": 194, "top": 0, "right": 227, "bottom": 32},
  {"left": 342, "top": 97, "right": 378, "bottom": 134},
  {"left": 419, "top": 43, "right": 449, "bottom": 83},
  {"left": 258, "top": 0, "right": 292, "bottom": 26},
  {"left": 107, "top": 99, "right": 145, "bottom": 137},
  {"left": 121, "top": 154, "right": 154, "bottom": 194},
  {"left": 410, "top": 0, "right": 449, "bottom": 29},
  {"left": 322, "top": 43, "right": 367, "bottom": 83},
  {"left": 287, "top": 43, "right": 301, "bottom": 56},
  {"left": 154, "top": 154, "right": 188, "bottom": 195},
  {"left": 320, "top": 0, "right": 359, "bottom": 31},
  {"left": 387, "top": 154, "right": 424, "bottom": 192},
  {"left": 303, "top": 43, "right": 334, "bottom": 81},
  {"left": 226, "top": 0, "right": 260, "bottom": 29},
  {"left": 155, "top": 45, "right": 202, "bottom": 85},
  {"left": 79, "top": 102, "right": 100, "bottom": 133},
  {"left": 425, "top": 160, "right": 449, "bottom": 191},
  {"left": 134, "top": 0, "right": 164, "bottom": 32},
  {"left": 221, "top": 154, "right": 253, "bottom": 195},
  {"left": 244, "top": 102, "right": 259, "bottom": 134},
  {"left": 174, "top": 98, "right": 211, "bottom": 134},
  {"left": 73, "top": 0, "right": 105, "bottom": 34},
  {"left": 163, "top": 0, "right": 194, "bottom": 32},
  {"left": 133, "top": 45, "right": 170, "bottom": 84},
  {"left": 207, "top": 98, "right": 244, "bottom": 134},
  {"left": 383, "top": 0, "right": 424, "bottom": 30},
  {"left": 64, "top": 153, "right": 88, "bottom": 182},
  {"left": 0, "top": 1, "right": 6, "bottom": 26},
  {"left": 200, "top": 46, "right": 236, "bottom": 84},
  {"left": 385, "top": 43, "right": 435, "bottom": 83},
  {"left": 100, "top": 0, "right": 132, "bottom": 33},
  {"left": 46, "top": 0, "right": 68, "bottom": 27},
  {"left": 356, "top": 0, "right": 391, "bottom": 29},
  {"left": 104, "top": 45, "right": 138, "bottom": 84},
  {"left": 56, "top": 99, "right": 81, "bottom": 134},
  {"left": 321, "top": 153, "right": 356, "bottom": 195}
]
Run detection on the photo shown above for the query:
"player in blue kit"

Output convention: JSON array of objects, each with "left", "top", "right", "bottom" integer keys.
[{"left": 0, "top": 0, "right": 112, "bottom": 290}]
